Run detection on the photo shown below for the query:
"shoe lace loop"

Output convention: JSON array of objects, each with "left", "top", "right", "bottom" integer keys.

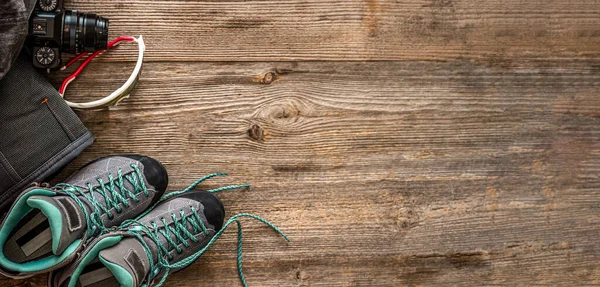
[
  {"left": 121, "top": 174, "right": 289, "bottom": 287},
  {"left": 151, "top": 208, "right": 207, "bottom": 257},
  {"left": 56, "top": 163, "right": 148, "bottom": 236}
]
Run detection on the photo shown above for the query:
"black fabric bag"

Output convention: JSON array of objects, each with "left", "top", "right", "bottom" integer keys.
[
  {"left": 0, "top": 0, "right": 36, "bottom": 81},
  {"left": 0, "top": 0, "right": 94, "bottom": 214},
  {"left": 0, "top": 53, "right": 95, "bottom": 213}
]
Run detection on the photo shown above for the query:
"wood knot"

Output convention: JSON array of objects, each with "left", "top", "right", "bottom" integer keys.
[
  {"left": 295, "top": 269, "right": 308, "bottom": 280},
  {"left": 247, "top": 124, "right": 264, "bottom": 142},
  {"left": 262, "top": 72, "right": 275, "bottom": 84},
  {"left": 276, "top": 107, "right": 295, "bottom": 119}
]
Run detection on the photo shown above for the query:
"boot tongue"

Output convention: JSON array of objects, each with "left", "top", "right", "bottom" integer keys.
[
  {"left": 98, "top": 238, "right": 152, "bottom": 287},
  {"left": 26, "top": 195, "right": 86, "bottom": 255}
]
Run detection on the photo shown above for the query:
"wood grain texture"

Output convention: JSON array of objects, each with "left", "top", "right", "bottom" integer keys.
[
  {"left": 3, "top": 0, "right": 600, "bottom": 286},
  {"left": 57, "top": 0, "right": 600, "bottom": 62},
  {"left": 3, "top": 59, "right": 599, "bottom": 286}
]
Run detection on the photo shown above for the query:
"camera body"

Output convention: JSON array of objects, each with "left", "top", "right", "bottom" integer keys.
[
  {"left": 30, "top": 0, "right": 64, "bottom": 69},
  {"left": 29, "top": 0, "right": 109, "bottom": 69}
]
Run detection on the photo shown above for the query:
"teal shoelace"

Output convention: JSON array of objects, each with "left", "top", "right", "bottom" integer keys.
[
  {"left": 56, "top": 164, "right": 148, "bottom": 236},
  {"left": 121, "top": 174, "right": 290, "bottom": 287}
]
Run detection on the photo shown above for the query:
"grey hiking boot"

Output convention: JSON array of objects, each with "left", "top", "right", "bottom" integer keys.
[
  {"left": 49, "top": 175, "right": 289, "bottom": 287},
  {"left": 0, "top": 155, "right": 168, "bottom": 278}
]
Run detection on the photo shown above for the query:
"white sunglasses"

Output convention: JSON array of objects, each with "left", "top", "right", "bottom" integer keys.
[{"left": 58, "top": 35, "right": 146, "bottom": 109}]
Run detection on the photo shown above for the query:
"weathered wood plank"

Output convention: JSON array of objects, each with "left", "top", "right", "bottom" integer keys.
[
  {"left": 1, "top": 60, "right": 596, "bottom": 286},
  {"left": 60, "top": 0, "right": 600, "bottom": 62}
]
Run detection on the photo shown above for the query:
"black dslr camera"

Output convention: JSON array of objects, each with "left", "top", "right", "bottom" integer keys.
[{"left": 29, "top": 0, "right": 109, "bottom": 69}]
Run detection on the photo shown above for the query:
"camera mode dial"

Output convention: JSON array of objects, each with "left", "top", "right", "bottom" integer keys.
[
  {"left": 35, "top": 46, "right": 56, "bottom": 66},
  {"left": 38, "top": 0, "right": 58, "bottom": 12}
]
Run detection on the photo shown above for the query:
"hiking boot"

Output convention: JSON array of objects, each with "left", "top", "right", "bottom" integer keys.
[
  {"left": 49, "top": 176, "right": 288, "bottom": 287},
  {"left": 0, "top": 155, "right": 168, "bottom": 278}
]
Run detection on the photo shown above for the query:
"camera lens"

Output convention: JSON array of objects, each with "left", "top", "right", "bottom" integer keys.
[{"left": 62, "top": 10, "right": 109, "bottom": 54}]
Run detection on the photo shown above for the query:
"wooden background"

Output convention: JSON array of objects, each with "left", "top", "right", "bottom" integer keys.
[{"left": 4, "top": 0, "right": 600, "bottom": 286}]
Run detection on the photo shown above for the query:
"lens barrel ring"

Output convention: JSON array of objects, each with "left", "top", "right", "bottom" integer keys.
[{"left": 61, "top": 10, "right": 108, "bottom": 54}]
